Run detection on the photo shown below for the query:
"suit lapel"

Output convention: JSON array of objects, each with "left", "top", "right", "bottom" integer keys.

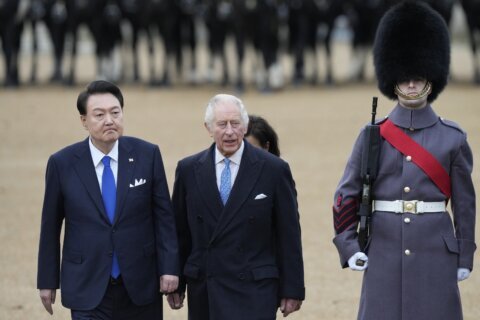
[
  {"left": 74, "top": 138, "right": 109, "bottom": 223},
  {"left": 210, "top": 143, "right": 264, "bottom": 243},
  {"left": 194, "top": 145, "right": 223, "bottom": 222},
  {"left": 115, "top": 138, "right": 136, "bottom": 224}
]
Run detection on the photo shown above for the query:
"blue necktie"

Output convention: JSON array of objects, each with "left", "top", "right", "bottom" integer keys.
[
  {"left": 220, "top": 158, "right": 231, "bottom": 205},
  {"left": 101, "top": 156, "right": 120, "bottom": 278}
]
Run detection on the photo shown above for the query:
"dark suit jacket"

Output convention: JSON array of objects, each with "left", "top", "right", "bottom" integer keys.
[
  {"left": 172, "top": 141, "right": 305, "bottom": 320},
  {"left": 37, "top": 136, "right": 179, "bottom": 310}
]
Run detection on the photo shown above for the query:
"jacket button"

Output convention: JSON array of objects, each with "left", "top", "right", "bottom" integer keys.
[
  {"left": 108, "top": 252, "right": 113, "bottom": 257},
  {"left": 238, "top": 273, "right": 245, "bottom": 280},
  {"left": 405, "top": 249, "right": 411, "bottom": 256},
  {"left": 406, "top": 155, "right": 412, "bottom": 162},
  {"left": 404, "top": 217, "right": 411, "bottom": 224},
  {"left": 404, "top": 186, "right": 411, "bottom": 193}
]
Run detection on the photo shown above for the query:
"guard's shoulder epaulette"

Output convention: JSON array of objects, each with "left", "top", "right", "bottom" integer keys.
[
  {"left": 375, "top": 116, "right": 389, "bottom": 125},
  {"left": 438, "top": 117, "right": 464, "bottom": 134}
]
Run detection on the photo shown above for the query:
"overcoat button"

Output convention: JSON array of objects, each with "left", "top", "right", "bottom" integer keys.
[
  {"left": 406, "top": 155, "right": 412, "bottom": 162},
  {"left": 404, "top": 186, "right": 411, "bottom": 193},
  {"left": 404, "top": 217, "right": 411, "bottom": 223},
  {"left": 405, "top": 249, "right": 411, "bottom": 255}
]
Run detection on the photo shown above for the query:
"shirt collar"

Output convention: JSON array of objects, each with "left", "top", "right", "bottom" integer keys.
[
  {"left": 89, "top": 139, "right": 119, "bottom": 167},
  {"left": 387, "top": 103, "right": 439, "bottom": 130},
  {"left": 215, "top": 141, "right": 244, "bottom": 166}
]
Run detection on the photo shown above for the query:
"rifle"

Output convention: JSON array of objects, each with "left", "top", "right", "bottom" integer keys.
[{"left": 357, "top": 97, "right": 381, "bottom": 255}]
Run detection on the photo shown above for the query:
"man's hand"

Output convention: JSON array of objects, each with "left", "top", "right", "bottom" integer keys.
[
  {"left": 166, "top": 293, "right": 185, "bottom": 310},
  {"left": 39, "top": 289, "right": 56, "bottom": 315},
  {"left": 348, "top": 252, "right": 368, "bottom": 271},
  {"left": 160, "top": 275, "right": 179, "bottom": 294},
  {"left": 279, "top": 298, "right": 302, "bottom": 317},
  {"left": 457, "top": 268, "right": 470, "bottom": 281}
]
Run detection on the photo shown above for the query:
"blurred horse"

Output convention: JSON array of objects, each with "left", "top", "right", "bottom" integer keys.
[
  {"left": 0, "top": 0, "right": 24, "bottom": 86},
  {"left": 459, "top": 0, "right": 480, "bottom": 84},
  {"left": 344, "top": 0, "right": 388, "bottom": 82},
  {"left": 230, "top": 0, "right": 283, "bottom": 92},
  {"left": 288, "top": 0, "right": 346, "bottom": 86},
  {"left": 28, "top": 0, "right": 68, "bottom": 83},
  {"left": 116, "top": 0, "right": 153, "bottom": 83},
  {"left": 203, "top": 0, "right": 233, "bottom": 86},
  {"left": 64, "top": 0, "right": 122, "bottom": 85},
  {"left": 175, "top": 0, "right": 200, "bottom": 84}
]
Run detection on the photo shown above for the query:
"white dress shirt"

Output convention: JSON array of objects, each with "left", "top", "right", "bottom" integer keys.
[
  {"left": 215, "top": 141, "right": 244, "bottom": 191},
  {"left": 89, "top": 139, "right": 119, "bottom": 190}
]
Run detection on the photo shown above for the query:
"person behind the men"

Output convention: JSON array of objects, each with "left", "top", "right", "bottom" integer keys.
[
  {"left": 245, "top": 115, "right": 281, "bottom": 157},
  {"left": 166, "top": 94, "right": 305, "bottom": 319},
  {"left": 332, "top": 2, "right": 476, "bottom": 320},
  {"left": 37, "top": 80, "right": 179, "bottom": 319}
]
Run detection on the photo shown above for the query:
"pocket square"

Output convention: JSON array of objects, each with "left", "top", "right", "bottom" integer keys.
[
  {"left": 254, "top": 193, "right": 267, "bottom": 200},
  {"left": 129, "top": 178, "right": 146, "bottom": 188}
]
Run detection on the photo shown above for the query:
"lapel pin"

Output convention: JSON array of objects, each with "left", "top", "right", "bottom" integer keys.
[{"left": 129, "top": 158, "right": 134, "bottom": 162}]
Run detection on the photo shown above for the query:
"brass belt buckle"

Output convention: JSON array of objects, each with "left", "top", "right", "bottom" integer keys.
[{"left": 403, "top": 200, "right": 418, "bottom": 214}]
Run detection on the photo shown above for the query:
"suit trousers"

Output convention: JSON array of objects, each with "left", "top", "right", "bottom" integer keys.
[{"left": 71, "top": 277, "right": 163, "bottom": 320}]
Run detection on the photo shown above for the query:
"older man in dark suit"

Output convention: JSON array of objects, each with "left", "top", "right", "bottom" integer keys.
[
  {"left": 37, "top": 80, "right": 179, "bottom": 319},
  {"left": 167, "top": 94, "right": 305, "bottom": 319}
]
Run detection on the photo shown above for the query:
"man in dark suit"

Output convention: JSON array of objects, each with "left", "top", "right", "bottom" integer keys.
[
  {"left": 167, "top": 94, "right": 305, "bottom": 319},
  {"left": 37, "top": 80, "right": 179, "bottom": 319}
]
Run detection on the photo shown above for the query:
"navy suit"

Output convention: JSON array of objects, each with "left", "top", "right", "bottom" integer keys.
[
  {"left": 37, "top": 136, "right": 179, "bottom": 310},
  {"left": 172, "top": 141, "right": 305, "bottom": 320}
]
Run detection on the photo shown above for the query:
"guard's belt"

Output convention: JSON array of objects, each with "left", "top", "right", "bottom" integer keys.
[{"left": 373, "top": 200, "right": 446, "bottom": 214}]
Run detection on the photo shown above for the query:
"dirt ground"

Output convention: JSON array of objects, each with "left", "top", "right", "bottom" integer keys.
[{"left": 1, "top": 41, "right": 480, "bottom": 320}]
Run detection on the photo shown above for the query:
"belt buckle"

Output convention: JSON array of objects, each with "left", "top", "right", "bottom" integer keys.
[{"left": 403, "top": 200, "right": 418, "bottom": 214}]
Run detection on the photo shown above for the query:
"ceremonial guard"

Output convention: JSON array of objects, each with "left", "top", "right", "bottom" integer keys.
[{"left": 332, "top": 2, "right": 476, "bottom": 320}]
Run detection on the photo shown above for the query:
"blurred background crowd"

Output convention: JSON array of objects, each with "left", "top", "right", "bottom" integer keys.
[{"left": 1, "top": 0, "right": 479, "bottom": 92}]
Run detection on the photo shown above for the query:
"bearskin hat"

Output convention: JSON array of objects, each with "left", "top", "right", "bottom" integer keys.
[{"left": 373, "top": 1, "right": 450, "bottom": 102}]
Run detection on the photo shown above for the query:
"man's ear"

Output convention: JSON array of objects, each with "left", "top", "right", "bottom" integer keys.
[
  {"left": 80, "top": 115, "right": 87, "bottom": 130},
  {"left": 264, "top": 141, "right": 270, "bottom": 152},
  {"left": 204, "top": 122, "right": 213, "bottom": 137}
]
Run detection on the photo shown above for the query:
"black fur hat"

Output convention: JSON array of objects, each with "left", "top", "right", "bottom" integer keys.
[{"left": 373, "top": 1, "right": 450, "bottom": 102}]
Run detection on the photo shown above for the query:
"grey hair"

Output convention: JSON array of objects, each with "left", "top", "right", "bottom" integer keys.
[{"left": 204, "top": 94, "right": 249, "bottom": 130}]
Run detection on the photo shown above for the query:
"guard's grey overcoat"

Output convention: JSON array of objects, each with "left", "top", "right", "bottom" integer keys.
[{"left": 333, "top": 104, "right": 476, "bottom": 320}]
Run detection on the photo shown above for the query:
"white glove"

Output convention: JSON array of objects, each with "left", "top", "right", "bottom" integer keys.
[
  {"left": 348, "top": 252, "right": 368, "bottom": 271},
  {"left": 457, "top": 268, "right": 470, "bottom": 281}
]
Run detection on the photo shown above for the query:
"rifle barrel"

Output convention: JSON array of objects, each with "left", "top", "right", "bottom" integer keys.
[{"left": 371, "top": 97, "right": 378, "bottom": 125}]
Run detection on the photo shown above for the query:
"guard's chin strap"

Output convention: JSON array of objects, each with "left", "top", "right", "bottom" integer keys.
[{"left": 394, "top": 81, "right": 432, "bottom": 100}]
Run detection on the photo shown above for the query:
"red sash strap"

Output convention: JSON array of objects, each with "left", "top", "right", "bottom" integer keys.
[{"left": 380, "top": 119, "right": 451, "bottom": 198}]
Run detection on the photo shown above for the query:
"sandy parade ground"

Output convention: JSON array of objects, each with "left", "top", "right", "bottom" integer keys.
[{"left": 1, "top": 37, "right": 480, "bottom": 319}]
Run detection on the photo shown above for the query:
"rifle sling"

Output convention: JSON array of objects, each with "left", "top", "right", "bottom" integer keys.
[{"left": 380, "top": 119, "right": 451, "bottom": 198}]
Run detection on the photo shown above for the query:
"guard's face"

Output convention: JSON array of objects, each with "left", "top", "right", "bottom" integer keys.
[
  {"left": 396, "top": 78, "right": 429, "bottom": 109},
  {"left": 81, "top": 93, "right": 124, "bottom": 153},
  {"left": 206, "top": 101, "right": 247, "bottom": 157}
]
